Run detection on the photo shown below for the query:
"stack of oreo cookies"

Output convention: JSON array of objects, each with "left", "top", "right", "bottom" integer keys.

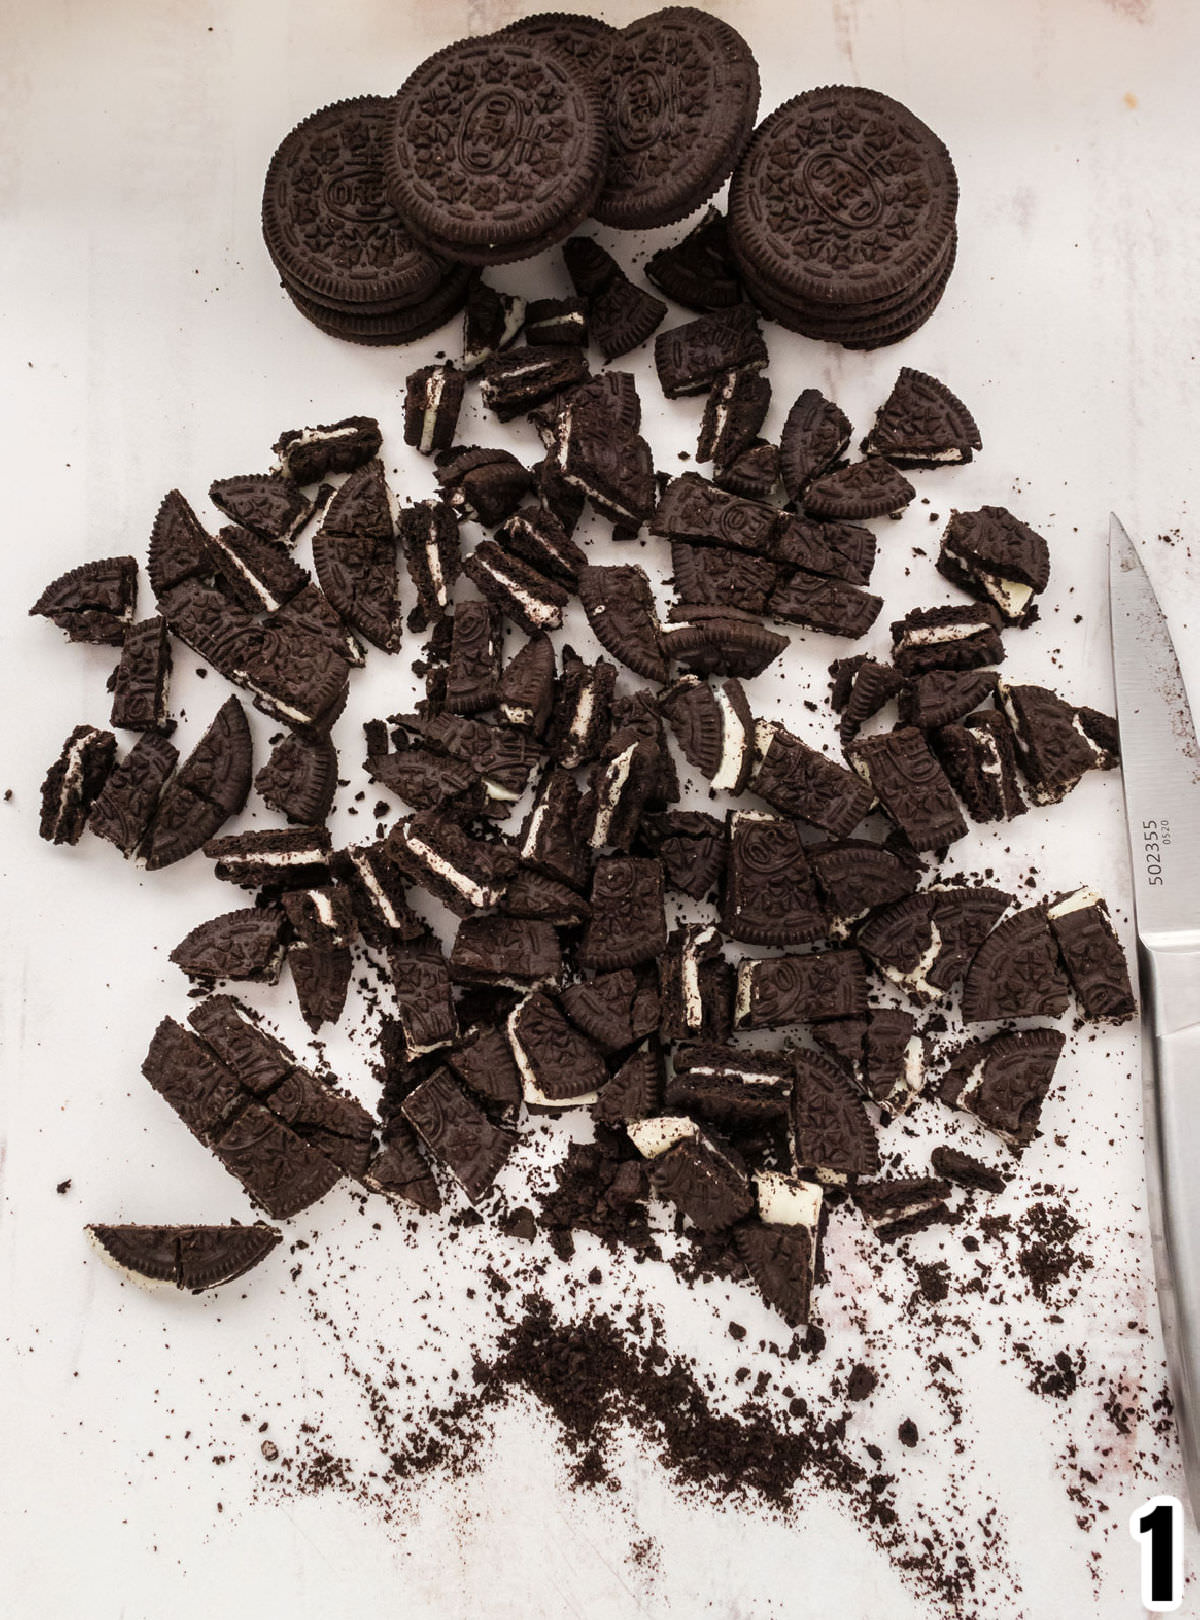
[
  {"left": 261, "top": 97, "right": 476, "bottom": 346},
  {"left": 728, "top": 86, "right": 958, "bottom": 349}
]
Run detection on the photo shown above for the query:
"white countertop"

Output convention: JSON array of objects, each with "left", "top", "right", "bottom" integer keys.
[{"left": 3, "top": 1, "right": 1200, "bottom": 1616}]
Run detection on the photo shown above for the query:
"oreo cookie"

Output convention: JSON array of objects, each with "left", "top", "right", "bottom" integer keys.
[
  {"left": 445, "top": 600, "right": 503, "bottom": 716},
  {"left": 578, "top": 856, "right": 668, "bottom": 971},
  {"left": 714, "top": 439, "right": 780, "bottom": 501},
  {"left": 386, "top": 37, "right": 607, "bottom": 265},
  {"left": 773, "top": 513, "right": 876, "bottom": 586},
  {"left": 140, "top": 697, "right": 252, "bottom": 871},
  {"left": 856, "top": 886, "right": 1010, "bottom": 1004},
  {"left": 524, "top": 296, "right": 590, "bottom": 348},
  {"left": 960, "top": 905, "right": 1072, "bottom": 1022},
  {"left": 638, "top": 809, "right": 726, "bottom": 900},
  {"left": 509, "top": 992, "right": 607, "bottom": 1107},
  {"left": 653, "top": 472, "right": 779, "bottom": 556},
  {"left": 721, "top": 809, "right": 826, "bottom": 946},
  {"left": 658, "top": 925, "right": 734, "bottom": 1043},
  {"left": 596, "top": 8, "right": 760, "bottom": 230},
  {"left": 735, "top": 948, "right": 867, "bottom": 1029},
  {"left": 899, "top": 669, "right": 996, "bottom": 730},
  {"left": 436, "top": 446, "right": 534, "bottom": 527},
  {"left": 170, "top": 906, "right": 287, "bottom": 984},
  {"left": 736, "top": 1173, "right": 823, "bottom": 1326},
  {"left": 697, "top": 367, "right": 771, "bottom": 469},
  {"left": 1046, "top": 888, "right": 1136, "bottom": 1022},
  {"left": 449, "top": 916, "right": 562, "bottom": 990},
  {"left": 31, "top": 557, "right": 138, "bottom": 647},
  {"left": 563, "top": 237, "right": 668, "bottom": 361},
  {"left": 593, "top": 1040, "right": 665, "bottom": 1124},
  {"left": 778, "top": 390, "right": 852, "bottom": 501},
  {"left": 751, "top": 721, "right": 874, "bottom": 838},
  {"left": 862, "top": 369, "right": 981, "bottom": 466},
  {"left": 398, "top": 500, "right": 460, "bottom": 628},
  {"left": 933, "top": 711, "right": 1026, "bottom": 822},
  {"left": 404, "top": 364, "right": 466, "bottom": 455},
  {"left": 209, "top": 474, "right": 313, "bottom": 544},
  {"left": 891, "top": 604, "right": 1005, "bottom": 678},
  {"left": 790, "top": 1048, "right": 879, "bottom": 1176},
  {"left": 210, "top": 1102, "right": 343, "bottom": 1219},
  {"left": 39, "top": 726, "right": 117, "bottom": 846},
  {"left": 937, "top": 506, "right": 1050, "bottom": 626},
  {"left": 206, "top": 527, "right": 309, "bottom": 615},
  {"left": 855, "top": 1177, "right": 953, "bottom": 1240},
  {"left": 655, "top": 305, "right": 767, "bottom": 399},
  {"left": 496, "top": 506, "right": 587, "bottom": 589},
  {"left": 659, "top": 675, "right": 754, "bottom": 794},
  {"left": 845, "top": 728, "right": 968, "bottom": 850},
  {"left": 627, "top": 1116, "right": 753, "bottom": 1232},
  {"left": 561, "top": 968, "right": 660, "bottom": 1054},
  {"left": 274, "top": 416, "right": 382, "bottom": 485},
  {"left": 480, "top": 344, "right": 591, "bottom": 422},
  {"left": 463, "top": 542, "right": 568, "bottom": 637},
  {"left": 667, "top": 1044, "right": 793, "bottom": 1123},
  {"left": 645, "top": 207, "right": 742, "bottom": 312},
  {"left": 807, "top": 838, "right": 922, "bottom": 926},
  {"left": 254, "top": 733, "right": 338, "bottom": 825},
  {"left": 205, "top": 826, "right": 332, "bottom": 891},
  {"left": 400, "top": 1067, "right": 515, "bottom": 1201},
  {"left": 766, "top": 571, "right": 883, "bottom": 639},
  {"left": 829, "top": 656, "right": 905, "bottom": 744},
  {"left": 938, "top": 1027, "right": 1066, "bottom": 1150},
  {"left": 445, "top": 1023, "right": 523, "bottom": 1108},
  {"left": 147, "top": 490, "right": 210, "bottom": 596},
  {"left": 802, "top": 460, "right": 915, "bottom": 521},
  {"left": 86, "top": 1223, "right": 282, "bottom": 1293},
  {"left": 388, "top": 941, "right": 460, "bottom": 1058},
  {"left": 997, "top": 680, "right": 1118, "bottom": 803},
  {"left": 578, "top": 564, "right": 668, "bottom": 683},
  {"left": 670, "top": 541, "right": 777, "bottom": 616},
  {"left": 661, "top": 613, "right": 789, "bottom": 680},
  {"left": 88, "top": 733, "right": 179, "bottom": 856}
]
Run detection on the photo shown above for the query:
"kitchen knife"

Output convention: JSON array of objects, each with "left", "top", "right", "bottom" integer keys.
[{"left": 1110, "top": 512, "right": 1200, "bottom": 1518}]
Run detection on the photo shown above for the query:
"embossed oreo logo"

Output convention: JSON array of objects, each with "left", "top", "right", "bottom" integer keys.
[
  {"left": 802, "top": 151, "right": 883, "bottom": 229},
  {"left": 615, "top": 69, "right": 667, "bottom": 150},
  {"left": 323, "top": 165, "right": 391, "bottom": 224},
  {"left": 458, "top": 88, "right": 526, "bottom": 174}
]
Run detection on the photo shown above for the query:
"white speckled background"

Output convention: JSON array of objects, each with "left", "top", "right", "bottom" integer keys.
[{"left": 3, "top": 1, "right": 1200, "bottom": 1615}]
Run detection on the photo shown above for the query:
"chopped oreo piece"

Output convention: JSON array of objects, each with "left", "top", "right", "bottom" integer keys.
[
  {"left": 697, "top": 368, "right": 771, "bottom": 467},
  {"left": 736, "top": 1184, "right": 822, "bottom": 1326},
  {"left": 204, "top": 826, "right": 332, "bottom": 890},
  {"left": 262, "top": 581, "right": 365, "bottom": 670},
  {"left": 899, "top": 669, "right": 996, "bottom": 729},
  {"left": 170, "top": 905, "right": 287, "bottom": 984},
  {"left": 414, "top": 711, "right": 542, "bottom": 803},
  {"left": 389, "top": 810, "right": 517, "bottom": 915},
  {"left": 254, "top": 732, "right": 338, "bottom": 825},
  {"left": 461, "top": 281, "right": 526, "bottom": 373},
  {"left": 790, "top": 1049, "right": 880, "bottom": 1177},
  {"left": 862, "top": 369, "right": 981, "bottom": 466},
  {"left": 644, "top": 208, "right": 741, "bottom": 312},
  {"left": 147, "top": 490, "right": 211, "bottom": 596},
  {"left": 86, "top": 1222, "right": 282, "bottom": 1293},
  {"left": 930, "top": 1146, "right": 1008, "bottom": 1194},
  {"left": 38, "top": 725, "right": 117, "bottom": 846},
  {"left": 829, "top": 656, "right": 906, "bottom": 745},
  {"left": 668, "top": 1044, "right": 793, "bottom": 1122},
  {"left": 141, "top": 1017, "right": 245, "bottom": 1142},
  {"left": 891, "top": 604, "right": 1005, "bottom": 678},
  {"left": 933, "top": 711, "right": 1026, "bottom": 821},
  {"left": 937, "top": 506, "right": 1050, "bottom": 625},
  {"left": 388, "top": 941, "right": 459, "bottom": 1058},
  {"left": 206, "top": 526, "right": 309, "bottom": 615},
  {"left": 670, "top": 541, "right": 778, "bottom": 615},
  {"left": 562, "top": 968, "right": 660, "bottom": 1054},
  {"left": 332, "top": 842, "right": 424, "bottom": 947},
  {"left": 400, "top": 1067, "right": 515, "bottom": 1202},
  {"left": 321, "top": 460, "right": 392, "bottom": 541},
  {"left": 188, "top": 995, "right": 294, "bottom": 1095},
  {"left": 714, "top": 439, "right": 781, "bottom": 500},
  {"left": 140, "top": 696, "right": 252, "bottom": 871},
  {"left": 846, "top": 728, "right": 968, "bottom": 850},
  {"left": 518, "top": 768, "right": 589, "bottom": 889},
  {"left": 210, "top": 1101, "right": 341, "bottom": 1219},
  {"left": 480, "top": 345, "right": 590, "bottom": 423},
  {"left": 449, "top": 915, "right": 562, "bottom": 989},
  {"left": 445, "top": 1023, "right": 523, "bottom": 1107},
  {"left": 524, "top": 297, "right": 589, "bottom": 347},
  {"left": 209, "top": 473, "right": 312, "bottom": 543},
  {"left": 445, "top": 600, "right": 502, "bottom": 715},
  {"left": 803, "top": 459, "right": 914, "bottom": 521},
  {"left": 960, "top": 905, "right": 1072, "bottom": 1022},
  {"left": 858, "top": 1009, "right": 924, "bottom": 1110},
  {"left": 403, "top": 364, "right": 466, "bottom": 456},
  {"left": 552, "top": 395, "right": 656, "bottom": 529},
  {"left": 593, "top": 1040, "right": 665, "bottom": 1124},
  {"left": 495, "top": 505, "right": 587, "bottom": 587},
  {"left": 462, "top": 541, "right": 568, "bottom": 636},
  {"left": 88, "top": 732, "right": 179, "bottom": 856},
  {"left": 436, "top": 446, "right": 534, "bottom": 528},
  {"left": 662, "top": 613, "right": 790, "bottom": 680},
  {"left": 855, "top": 1177, "right": 953, "bottom": 1240},
  {"left": 509, "top": 992, "right": 607, "bottom": 1107},
  {"left": 261, "top": 1065, "right": 374, "bottom": 1175},
  {"left": 773, "top": 513, "right": 877, "bottom": 586},
  {"left": 500, "top": 868, "right": 588, "bottom": 925},
  {"left": 364, "top": 1118, "right": 442, "bottom": 1213},
  {"left": 658, "top": 925, "right": 733, "bottom": 1043},
  {"left": 578, "top": 564, "right": 668, "bottom": 682},
  {"left": 109, "top": 617, "right": 173, "bottom": 732},
  {"left": 366, "top": 742, "right": 481, "bottom": 815},
  {"left": 735, "top": 949, "right": 868, "bottom": 1029},
  {"left": 655, "top": 305, "right": 767, "bottom": 399},
  {"left": 766, "top": 571, "right": 883, "bottom": 639},
  {"left": 808, "top": 838, "right": 923, "bottom": 925},
  {"left": 628, "top": 1117, "right": 753, "bottom": 1232},
  {"left": 31, "top": 556, "right": 138, "bottom": 647},
  {"left": 652, "top": 472, "right": 779, "bottom": 556},
  {"left": 578, "top": 856, "right": 667, "bottom": 971},
  {"left": 751, "top": 721, "right": 874, "bottom": 837},
  {"left": 312, "top": 527, "right": 400, "bottom": 654},
  {"left": 938, "top": 1027, "right": 1067, "bottom": 1150},
  {"left": 660, "top": 676, "right": 754, "bottom": 794},
  {"left": 498, "top": 633, "right": 556, "bottom": 734},
  {"left": 721, "top": 809, "right": 826, "bottom": 946},
  {"left": 778, "top": 389, "right": 852, "bottom": 501},
  {"left": 274, "top": 416, "right": 382, "bottom": 485},
  {"left": 1047, "top": 888, "right": 1135, "bottom": 1022},
  {"left": 580, "top": 731, "right": 661, "bottom": 853},
  {"left": 397, "top": 501, "right": 460, "bottom": 628},
  {"left": 638, "top": 809, "right": 726, "bottom": 900},
  {"left": 564, "top": 237, "right": 667, "bottom": 361},
  {"left": 856, "top": 886, "right": 1009, "bottom": 1005},
  {"left": 997, "top": 680, "right": 1118, "bottom": 804}
]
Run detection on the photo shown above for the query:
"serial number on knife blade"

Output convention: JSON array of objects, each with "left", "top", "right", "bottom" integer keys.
[{"left": 1143, "top": 818, "right": 1171, "bottom": 884}]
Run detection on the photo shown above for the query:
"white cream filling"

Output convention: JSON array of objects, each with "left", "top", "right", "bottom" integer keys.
[
  {"left": 309, "top": 888, "right": 338, "bottom": 932},
  {"left": 558, "top": 682, "right": 596, "bottom": 769},
  {"left": 590, "top": 743, "right": 637, "bottom": 849},
  {"left": 734, "top": 960, "right": 755, "bottom": 1026},
  {"left": 627, "top": 1115, "right": 701, "bottom": 1158},
  {"left": 711, "top": 686, "right": 749, "bottom": 792},
  {"left": 1070, "top": 713, "right": 1110, "bottom": 764},
  {"left": 424, "top": 535, "right": 448, "bottom": 607},
  {"left": 898, "top": 620, "right": 990, "bottom": 649},
  {"left": 1048, "top": 886, "right": 1102, "bottom": 920},
  {"left": 755, "top": 1171, "right": 823, "bottom": 1229},
  {"left": 863, "top": 1196, "right": 946, "bottom": 1230},
  {"left": 349, "top": 851, "right": 404, "bottom": 930},
  {"left": 418, "top": 373, "right": 447, "bottom": 456},
  {"left": 686, "top": 1063, "right": 788, "bottom": 1091},
  {"left": 680, "top": 927, "right": 717, "bottom": 1031},
  {"left": 501, "top": 703, "right": 532, "bottom": 727},
  {"left": 520, "top": 797, "right": 552, "bottom": 860},
  {"left": 879, "top": 1035, "right": 925, "bottom": 1113},
  {"left": 481, "top": 778, "right": 520, "bottom": 804},
  {"left": 402, "top": 833, "right": 495, "bottom": 909},
  {"left": 233, "top": 677, "right": 314, "bottom": 727},
  {"left": 220, "top": 846, "right": 326, "bottom": 869}
]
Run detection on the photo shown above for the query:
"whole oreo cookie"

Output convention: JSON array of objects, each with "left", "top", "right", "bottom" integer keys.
[
  {"left": 386, "top": 35, "right": 608, "bottom": 265},
  {"left": 596, "top": 7, "right": 760, "bottom": 230},
  {"left": 262, "top": 97, "right": 460, "bottom": 312}
]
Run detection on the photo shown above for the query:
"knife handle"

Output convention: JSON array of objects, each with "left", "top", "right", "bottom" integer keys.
[{"left": 1141, "top": 940, "right": 1200, "bottom": 1517}]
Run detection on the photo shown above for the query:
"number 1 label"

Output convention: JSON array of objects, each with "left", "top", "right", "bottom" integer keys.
[{"left": 1130, "top": 1496, "right": 1184, "bottom": 1610}]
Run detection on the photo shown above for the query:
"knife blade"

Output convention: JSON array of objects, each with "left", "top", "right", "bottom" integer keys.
[{"left": 1110, "top": 511, "right": 1200, "bottom": 1516}]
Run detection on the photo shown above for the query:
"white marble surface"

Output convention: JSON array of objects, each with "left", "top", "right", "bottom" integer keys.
[{"left": 3, "top": 1, "right": 1200, "bottom": 1616}]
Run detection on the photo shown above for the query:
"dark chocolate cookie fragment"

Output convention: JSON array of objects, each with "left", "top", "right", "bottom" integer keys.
[
  {"left": 274, "top": 417, "right": 382, "bottom": 485},
  {"left": 287, "top": 939, "right": 353, "bottom": 1032},
  {"left": 255, "top": 733, "right": 338, "bottom": 825},
  {"left": 930, "top": 1146, "right": 1008, "bottom": 1195},
  {"left": 450, "top": 916, "right": 562, "bottom": 989},
  {"left": 148, "top": 490, "right": 211, "bottom": 596},
  {"left": 808, "top": 838, "right": 922, "bottom": 924},
  {"left": 751, "top": 722, "right": 874, "bottom": 838},
  {"left": 593, "top": 1040, "right": 665, "bottom": 1124},
  {"left": 87, "top": 1222, "right": 281, "bottom": 1292},
  {"left": 578, "top": 856, "right": 668, "bottom": 971},
  {"left": 652, "top": 472, "right": 779, "bottom": 556},
  {"left": 206, "top": 526, "right": 309, "bottom": 615},
  {"left": 638, "top": 809, "right": 726, "bottom": 900},
  {"left": 773, "top": 513, "right": 877, "bottom": 587},
  {"left": 552, "top": 393, "right": 657, "bottom": 530},
  {"left": 937, "top": 506, "right": 1050, "bottom": 625},
  {"left": 899, "top": 669, "right": 996, "bottom": 730},
  {"left": 938, "top": 1027, "right": 1067, "bottom": 1150},
  {"left": 312, "top": 530, "right": 400, "bottom": 653},
  {"left": 862, "top": 369, "right": 981, "bottom": 466},
  {"left": 856, "top": 886, "right": 1009, "bottom": 1004},
  {"left": 141, "top": 1016, "right": 245, "bottom": 1142},
  {"left": 461, "top": 281, "right": 527, "bottom": 373},
  {"left": 564, "top": 237, "right": 669, "bottom": 361},
  {"left": 855, "top": 1176, "right": 953, "bottom": 1240},
  {"left": 736, "top": 948, "right": 868, "bottom": 1029},
  {"left": 661, "top": 614, "right": 789, "bottom": 680},
  {"left": 31, "top": 557, "right": 138, "bottom": 646},
  {"left": 768, "top": 570, "right": 885, "bottom": 639},
  {"left": 802, "top": 460, "right": 915, "bottom": 521},
  {"left": 39, "top": 726, "right": 117, "bottom": 846},
  {"left": 495, "top": 635, "right": 555, "bottom": 738},
  {"left": 445, "top": 1023, "right": 523, "bottom": 1108},
  {"left": 790, "top": 1048, "right": 880, "bottom": 1176},
  {"left": 655, "top": 305, "right": 767, "bottom": 398},
  {"left": 721, "top": 810, "right": 826, "bottom": 946},
  {"left": 170, "top": 906, "right": 287, "bottom": 984},
  {"left": 263, "top": 1065, "right": 373, "bottom": 1173},
  {"left": 364, "top": 1118, "right": 442, "bottom": 1212},
  {"left": 436, "top": 446, "right": 534, "bottom": 528},
  {"left": 671, "top": 541, "right": 778, "bottom": 616},
  {"left": 846, "top": 727, "right": 968, "bottom": 851},
  {"left": 697, "top": 368, "right": 771, "bottom": 468},
  {"left": 960, "top": 906, "right": 1072, "bottom": 1022},
  {"left": 445, "top": 600, "right": 502, "bottom": 716},
  {"left": 210, "top": 473, "right": 311, "bottom": 543},
  {"left": 386, "top": 37, "right": 607, "bottom": 265},
  {"left": 1047, "top": 888, "right": 1135, "bottom": 1022},
  {"left": 462, "top": 542, "right": 569, "bottom": 638},
  {"left": 402, "top": 366, "right": 462, "bottom": 459},
  {"left": 209, "top": 1101, "right": 342, "bottom": 1219},
  {"left": 578, "top": 564, "right": 668, "bottom": 683},
  {"left": 891, "top": 604, "right": 1005, "bottom": 678},
  {"left": 933, "top": 711, "right": 1026, "bottom": 822},
  {"left": 645, "top": 208, "right": 742, "bottom": 312},
  {"left": 204, "top": 826, "right": 332, "bottom": 891},
  {"left": 88, "top": 733, "right": 179, "bottom": 856},
  {"left": 140, "top": 697, "right": 252, "bottom": 870},
  {"left": 398, "top": 500, "right": 460, "bottom": 628},
  {"left": 668, "top": 1044, "right": 793, "bottom": 1123},
  {"left": 187, "top": 995, "right": 294, "bottom": 1096},
  {"left": 496, "top": 506, "right": 587, "bottom": 589},
  {"left": 109, "top": 617, "right": 173, "bottom": 733},
  {"left": 387, "top": 940, "right": 459, "bottom": 1059},
  {"left": 997, "top": 680, "right": 1117, "bottom": 804},
  {"left": 400, "top": 1067, "right": 515, "bottom": 1202},
  {"left": 658, "top": 925, "right": 734, "bottom": 1044},
  {"left": 524, "top": 296, "right": 590, "bottom": 348},
  {"left": 637, "top": 1122, "right": 753, "bottom": 1232},
  {"left": 735, "top": 1216, "right": 819, "bottom": 1327},
  {"left": 480, "top": 345, "right": 591, "bottom": 423},
  {"left": 829, "top": 656, "right": 906, "bottom": 745},
  {"left": 509, "top": 992, "right": 607, "bottom": 1106},
  {"left": 778, "top": 390, "right": 853, "bottom": 501},
  {"left": 714, "top": 439, "right": 781, "bottom": 501},
  {"left": 596, "top": 8, "right": 760, "bottom": 231},
  {"left": 561, "top": 968, "right": 660, "bottom": 1055}
]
